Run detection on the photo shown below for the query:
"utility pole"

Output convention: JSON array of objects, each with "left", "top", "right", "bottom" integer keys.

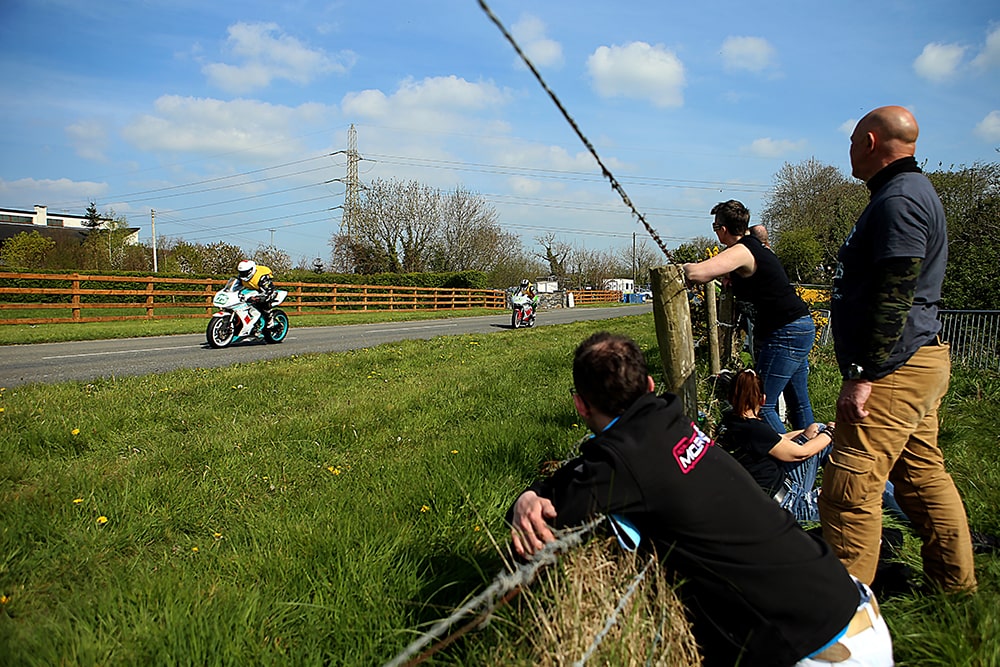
[
  {"left": 268, "top": 228, "right": 276, "bottom": 246},
  {"left": 632, "top": 232, "right": 636, "bottom": 285},
  {"left": 151, "top": 209, "right": 158, "bottom": 273},
  {"left": 343, "top": 123, "right": 360, "bottom": 239}
]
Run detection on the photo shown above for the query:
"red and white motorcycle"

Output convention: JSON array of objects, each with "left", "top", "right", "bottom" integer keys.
[
  {"left": 206, "top": 278, "right": 290, "bottom": 348},
  {"left": 510, "top": 293, "right": 537, "bottom": 329}
]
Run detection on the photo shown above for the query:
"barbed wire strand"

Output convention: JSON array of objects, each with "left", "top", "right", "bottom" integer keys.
[
  {"left": 395, "top": 586, "right": 523, "bottom": 667},
  {"left": 573, "top": 554, "right": 656, "bottom": 666},
  {"left": 382, "top": 516, "right": 606, "bottom": 667},
  {"left": 477, "top": 0, "right": 674, "bottom": 263},
  {"left": 646, "top": 601, "right": 672, "bottom": 667}
]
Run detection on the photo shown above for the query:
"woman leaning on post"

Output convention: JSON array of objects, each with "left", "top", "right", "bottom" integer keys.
[{"left": 683, "top": 200, "right": 816, "bottom": 435}]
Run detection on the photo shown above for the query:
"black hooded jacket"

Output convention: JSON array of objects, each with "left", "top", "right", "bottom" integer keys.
[{"left": 508, "top": 392, "right": 858, "bottom": 666}]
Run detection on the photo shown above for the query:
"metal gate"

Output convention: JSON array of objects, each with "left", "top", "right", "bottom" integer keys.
[{"left": 939, "top": 310, "right": 1000, "bottom": 371}]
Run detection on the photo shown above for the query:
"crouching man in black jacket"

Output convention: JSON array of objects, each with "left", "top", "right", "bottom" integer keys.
[{"left": 507, "top": 332, "right": 893, "bottom": 666}]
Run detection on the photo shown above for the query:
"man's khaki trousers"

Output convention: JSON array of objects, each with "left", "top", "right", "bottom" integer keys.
[{"left": 819, "top": 341, "right": 977, "bottom": 592}]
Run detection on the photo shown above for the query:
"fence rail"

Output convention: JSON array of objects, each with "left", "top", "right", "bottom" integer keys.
[
  {"left": 569, "top": 290, "right": 623, "bottom": 305},
  {"left": 0, "top": 272, "right": 508, "bottom": 325},
  {"left": 703, "top": 282, "right": 999, "bottom": 372},
  {"left": 939, "top": 310, "right": 1000, "bottom": 371},
  {"left": 798, "top": 308, "right": 999, "bottom": 370}
]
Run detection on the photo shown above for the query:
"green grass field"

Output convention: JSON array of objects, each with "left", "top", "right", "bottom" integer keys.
[
  {"left": 0, "top": 308, "right": 505, "bottom": 345},
  {"left": 1, "top": 313, "right": 998, "bottom": 665}
]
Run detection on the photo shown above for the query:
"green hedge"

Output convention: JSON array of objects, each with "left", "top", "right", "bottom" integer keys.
[{"left": 281, "top": 270, "right": 489, "bottom": 289}]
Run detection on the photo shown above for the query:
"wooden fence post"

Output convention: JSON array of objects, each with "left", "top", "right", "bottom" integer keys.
[
  {"left": 718, "top": 284, "right": 738, "bottom": 367},
  {"left": 145, "top": 279, "right": 155, "bottom": 318},
  {"left": 649, "top": 265, "right": 698, "bottom": 421},
  {"left": 71, "top": 274, "right": 82, "bottom": 321},
  {"left": 204, "top": 279, "right": 215, "bottom": 315},
  {"left": 706, "top": 280, "right": 720, "bottom": 376}
]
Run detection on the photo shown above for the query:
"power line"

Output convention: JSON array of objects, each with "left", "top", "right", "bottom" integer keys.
[
  {"left": 155, "top": 181, "right": 340, "bottom": 216},
  {"left": 159, "top": 209, "right": 339, "bottom": 242},
  {"left": 366, "top": 152, "right": 771, "bottom": 193},
  {"left": 41, "top": 130, "right": 729, "bottom": 256}
]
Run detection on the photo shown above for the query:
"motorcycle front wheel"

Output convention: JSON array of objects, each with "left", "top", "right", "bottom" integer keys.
[
  {"left": 264, "top": 310, "right": 289, "bottom": 343},
  {"left": 206, "top": 315, "right": 236, "bottom": 348},
  {"left": 511, "top": 309, "right": 522, "bottom": 329}
]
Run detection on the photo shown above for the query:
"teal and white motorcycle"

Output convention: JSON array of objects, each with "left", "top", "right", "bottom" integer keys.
[{"left": 206, "top": 278, "right": 289, "bottom": 348}]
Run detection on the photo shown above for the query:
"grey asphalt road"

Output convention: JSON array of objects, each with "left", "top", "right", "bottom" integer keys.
[{"left": 0, "top": 304, "right": 652, "bottom": 388}]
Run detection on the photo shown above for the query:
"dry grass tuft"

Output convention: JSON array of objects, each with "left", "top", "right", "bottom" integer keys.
[{"left": 492, "top": 537, "right": 702, "bottom": 666}]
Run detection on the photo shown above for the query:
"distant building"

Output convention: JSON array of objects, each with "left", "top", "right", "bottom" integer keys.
[
  {"left": 535, "top": 279, "right": 559, "bottom": 293},
  {"left": 0, "top": 205, "right": 140, "bottom": 246},
  {"left": 603, "top": 278, "right": 635, "bottom": 293}
]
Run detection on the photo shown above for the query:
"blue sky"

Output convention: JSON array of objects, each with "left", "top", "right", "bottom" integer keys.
[{"left": 1, "top": 0, "right": 998, "bottom": 266}]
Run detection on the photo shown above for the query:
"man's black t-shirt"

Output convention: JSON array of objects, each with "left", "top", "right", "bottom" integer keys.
[
  {"left": 509, "top": 392, "right": 858, "bottom": 666},
  {"left": 831, "top": 157, "right": 948, "bottom": 378}
]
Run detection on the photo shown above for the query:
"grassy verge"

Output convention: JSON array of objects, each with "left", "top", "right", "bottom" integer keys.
[
  {"left": 0, "top": 308, "right": 503, "bottom": 345},
  {"left": 0, "top": 314, "right": 997, "bottom": 665},
  {"left": 0, "top": 303, "right": 633, "bottom": 345}
]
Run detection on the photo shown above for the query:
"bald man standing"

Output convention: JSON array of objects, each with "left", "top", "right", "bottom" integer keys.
[{"left": 820, "top": 106, "right": 977, "bottom": 593}]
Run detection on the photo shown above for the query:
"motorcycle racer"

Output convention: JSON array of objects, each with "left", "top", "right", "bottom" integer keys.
[
  {"left": 511, "top": 279, "right": 539, "bottom": 328},
  {"left": 516, "top": 279, "right": 538, "bottom": 306},
  {"left": 236, "top": 260, "right": 277, "bottom": 327}
]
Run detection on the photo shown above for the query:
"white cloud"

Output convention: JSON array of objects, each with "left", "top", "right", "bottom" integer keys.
[
  {"left": 342, "top": 76, "right": 507, "bottom": 127},
  {"left": 511, "top": 15, "right": 564, "bottom": 69},
  {"left": 587, "top": 41, "right": 685, "bottom": 108},
  {"left": 336, "top": 77, "right": 514, "bottom": 188},
  {"left": 341, "top": 89, "right": 391, "bottom": 119},
  {"left": 839, "top": 119, "right": 857, "bottom": 136},
  {"left": 913, "top": 42, "right": 966, "bottom": 83},
  {"left": 203, "top": 22, "right": 356, "bottom": 94},
  {"left": 508, "top": 175, "right": 544, "bottom": 195},
  {"left": 972, "top": 25, "right": 1000, "bottom": 70},
  {"left": 492, "top": 142, "right": 625, "bottom": 196},
  {"left": 0, "top": 177, "right": 108, "bottom": 204},
  {"left": 720, "top": 36, "right": 778, "bottom": 73},
  {"left": 743, "top": 137, "right": 807, "bottom": 158},
  {"left": 975, "top": 110, "right": 1000, "bottom": 141},
  {"left": 500, "top": 142, "right": 614, "bottom": 174},
  {"left": 65, "top": 119, "right": 109, "bottom": 162},
  {"left": 122, "top": 96, "right": 332, "bottom": 159}
]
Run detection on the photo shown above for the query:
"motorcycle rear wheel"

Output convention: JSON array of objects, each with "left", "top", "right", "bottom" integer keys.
[
  {"left": 206, "top": 315, "right": 236, "bottom": 348},
  {"left": 264, "top": 310, "right": 289, "bottom": 343}
]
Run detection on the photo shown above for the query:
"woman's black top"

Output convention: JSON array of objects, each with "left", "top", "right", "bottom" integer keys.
[
  {"left": 717, "top": 410, "right": 785, "bottom": 496},
  {"left": 729, "top": 235, "right": 809, "bottom": 339}
]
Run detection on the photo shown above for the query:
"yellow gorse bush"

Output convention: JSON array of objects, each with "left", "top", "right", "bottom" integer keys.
[
  {"left": 794, "top": 286, "right": 832, "bottom": 345},
  {"left": 795, "top": 286, "right": 831, "bottom": 306}
]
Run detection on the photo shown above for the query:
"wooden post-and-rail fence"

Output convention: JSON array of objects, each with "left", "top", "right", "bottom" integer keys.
[{"left": 0, "top": 272, "right": 509, "bottom": 325}]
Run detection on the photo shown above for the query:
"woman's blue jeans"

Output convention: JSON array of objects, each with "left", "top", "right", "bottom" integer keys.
[
  {"left": 754, "top": 314, "right": 816, "bottom": 433},
  {"left": 781, "top": 442, "right": 830, "bottom": 523}
]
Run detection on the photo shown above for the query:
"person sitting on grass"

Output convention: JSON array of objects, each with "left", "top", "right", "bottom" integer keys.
[
  {"left": 716, "top": 369, "right": 834, "bottom": 523},
  {"left": 507, "top": 332, "right": 893, "bottom": 666},
  {"left": 717, "top": 368, "right": 906, "bottom": 527}
]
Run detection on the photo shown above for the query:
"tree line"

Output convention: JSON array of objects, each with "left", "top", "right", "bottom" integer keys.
[{"left": 2, "top": 161, "right": 996, "bottom": 309}]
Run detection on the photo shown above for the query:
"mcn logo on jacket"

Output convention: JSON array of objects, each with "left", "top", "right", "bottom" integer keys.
[{"left": 673, "top": 426, "right": 712, "bottom": 474}]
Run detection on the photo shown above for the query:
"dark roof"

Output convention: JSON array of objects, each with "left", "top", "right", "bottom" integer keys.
[
  {"left": 0, "top": 223, "right": 140, "bottom": 246},
  {"left": 0, "top": 222, "right": 91, "bottom": 245}
]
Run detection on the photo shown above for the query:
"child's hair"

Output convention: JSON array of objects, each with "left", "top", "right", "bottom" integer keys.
[{"left": 730, "top": 369, "right": 764, "bottom": 416}]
